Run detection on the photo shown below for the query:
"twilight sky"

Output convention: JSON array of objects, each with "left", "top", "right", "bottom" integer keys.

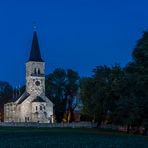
[{"left": 0, "top": 0, "right": 148, "bottom": 87}]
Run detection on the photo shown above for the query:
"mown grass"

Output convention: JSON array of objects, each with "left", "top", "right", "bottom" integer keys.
[{"left": 0, "top": 127, "right": 147, "bottom": 148}]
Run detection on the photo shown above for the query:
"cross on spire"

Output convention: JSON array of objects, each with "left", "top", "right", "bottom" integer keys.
[{"left": 33, "top": 22, "right": 37, "bottom": 30}]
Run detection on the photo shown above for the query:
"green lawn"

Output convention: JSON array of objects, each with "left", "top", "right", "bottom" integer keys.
[{"left": 0, "top": 127, "right": 147, "bottom": 148}]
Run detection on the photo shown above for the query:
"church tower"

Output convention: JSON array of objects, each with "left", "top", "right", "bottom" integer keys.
[
  {"left": 26, "top": 31, "right": 45, "bottom": 96},
  {"left": 4, "top": 30, "right": 53, "bottom": 123}
]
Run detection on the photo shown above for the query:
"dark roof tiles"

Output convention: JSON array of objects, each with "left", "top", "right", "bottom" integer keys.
[
  {"left": 17, "top": 92, "right": 30, "bottom": 104},
  {"left": 29, "top": 31, "right": 44, "bottom": 62},
  {"left": 32, "top": 96, "right": 46, "bottom": 102}
]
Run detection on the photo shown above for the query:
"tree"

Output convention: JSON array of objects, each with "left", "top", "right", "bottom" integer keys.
[
  {"left": 79, "top": 30, "right": 148, "bottom": 134},
  {"left": 65, "top": 69, "right": 80, "bottom": 98},
  {"left": 113, "top": 31, "right": 148, "bottom": 133},
  {"left": 46, "top": 68, "right": 80, "bottom": 122},
  {"left": 80, "top": 77, "right": 95, "bottom": 121},
  {"left": 0, "top": 81, "right": 13, "bottom": 121},
  {"left": 133, "top": 31, "right": 148, "bottom": 65},
  {"left": 81, "top": 65, "right": 114, "bottom": 123},
  {"left": 131, "top": 31, "right": 148, "bottom": 131}
]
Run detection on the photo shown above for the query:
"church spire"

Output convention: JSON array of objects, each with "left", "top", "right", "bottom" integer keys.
[{"left": 29, "top": 31, "right": 44, "bottom": 62}]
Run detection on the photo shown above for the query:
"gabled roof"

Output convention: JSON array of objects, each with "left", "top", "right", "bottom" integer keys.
[
  {"left": 29, "top": 31, "right": 44, "bottom": 62},
  {"left": 16, "top": 92, "right": 30, "bottom": 104},
  {"left": 32, "top": 96, "right": 46, "bottom": 103}
]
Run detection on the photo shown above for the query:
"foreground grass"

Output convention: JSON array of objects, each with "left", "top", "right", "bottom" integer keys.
[{"left": 0, "top": 127, "right": 147, "bottom": 148}]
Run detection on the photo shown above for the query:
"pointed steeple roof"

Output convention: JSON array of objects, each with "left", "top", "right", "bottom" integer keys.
[{"left": 29, "top": 31, "right": 44, "bottom": 62}]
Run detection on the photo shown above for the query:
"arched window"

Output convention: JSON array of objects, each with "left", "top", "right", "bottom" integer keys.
[
  {"left": 34, "top": 68, "right": 37, "bottom": 74},
  {"left": 38, "top": 69, "right": 40, "bottom": 74}
]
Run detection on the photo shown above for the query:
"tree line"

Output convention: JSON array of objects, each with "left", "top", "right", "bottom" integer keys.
[
  {"left": 0, "top": 31, "right": 147, "bottom": 133},
  {"left": 81, "top": 31, "right": 148, "bottom": 133}
]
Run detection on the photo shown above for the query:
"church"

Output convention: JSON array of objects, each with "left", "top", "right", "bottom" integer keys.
[{"left": 4, "top": 31, "right": 53, "bottom": 123}]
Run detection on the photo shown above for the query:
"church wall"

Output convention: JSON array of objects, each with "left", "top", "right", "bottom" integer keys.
[
  {"left": 4, "top": 103, "right": 16, "bottom": 122},
  {"left": 42, "top": 96, "right": 53, "bottom": 119},
  {"left": 32, "top": 102, "right": 48, "bottom": 123},
  {"left": 18, "top": 95, "right": 53, "bottom": 123},
  {"left": 26, "top": 76, "right": 45, "bottom": 95},
  {"left": 26, "top": 61, "right": 45, "bottom": 77},
  {"left": 19, "top": 98, "right": 32, "bottom": 122},
  {"left": 4, "top": 96, "right": 53, "bottom": 123}
]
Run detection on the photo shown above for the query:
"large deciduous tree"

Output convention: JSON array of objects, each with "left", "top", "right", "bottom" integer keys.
[{"left": 46, "top": 68, "right": 80, "bottom": 122}]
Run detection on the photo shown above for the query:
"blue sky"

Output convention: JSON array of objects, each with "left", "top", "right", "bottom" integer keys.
[{"left": 0, "top": 0, "right": 148, "bottom": 86}]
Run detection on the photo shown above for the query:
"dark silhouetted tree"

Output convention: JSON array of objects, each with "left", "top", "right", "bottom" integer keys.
[
  {"left": 0, "top": 81, "right": 13, "bottom": 121},
  {"left": 46, "top": 68, "right": 80, "bottom": 122}
]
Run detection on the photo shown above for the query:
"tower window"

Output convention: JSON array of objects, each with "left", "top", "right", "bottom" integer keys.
[
  {"left": 34, "top": 68, "right": 37, "bottom": 74},
  {"left": 25, "top": 117, "right": 29, "bottom": 122},
  {"left": 40, "top": 106, "right": 42, "bottom": 110},
  {"left": 38, "top": 69, "right": 40, "bottom": 74},
  {"left": 36, "top": 106, "right": 38, "bottom": 111}
]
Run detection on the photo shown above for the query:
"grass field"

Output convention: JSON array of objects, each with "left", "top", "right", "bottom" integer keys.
[{"left": 0, "top": 127, "right": 147, "bottom": 148}]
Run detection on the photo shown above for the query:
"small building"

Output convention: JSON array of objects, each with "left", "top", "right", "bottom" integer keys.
[{"left": 4, "top": 30, "right": 53, "bottom": 123}]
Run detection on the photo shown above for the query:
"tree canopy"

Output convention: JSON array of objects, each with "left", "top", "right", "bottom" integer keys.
[
  {"left": 45, "top": 68, "right": 80, "bottom": 122},
  {"left": 0, "top": 81, "right": 13, "bottom": 121},
  {"left": 80, "top": 31, "right": 148, "bottom": 132}
]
